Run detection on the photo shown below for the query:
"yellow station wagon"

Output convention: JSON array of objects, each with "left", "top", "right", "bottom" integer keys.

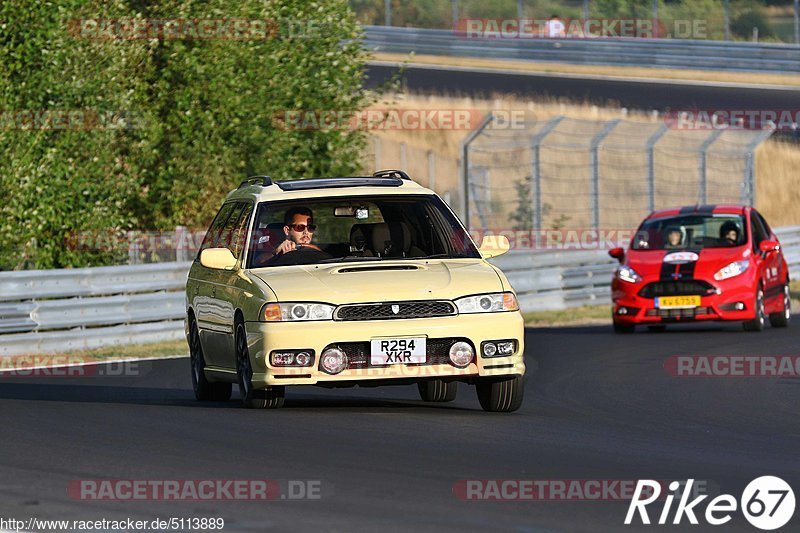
[{"left": 185, "top": 170, "right": 525, "bottom": 411}]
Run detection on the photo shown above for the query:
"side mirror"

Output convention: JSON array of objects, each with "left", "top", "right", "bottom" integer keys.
[
  {"left": 199, "top": 248, "right": 237, "bottom": 270},
  {"left": 759, "top": 239, "right": 780, "bottom": 253},
  {"left": 479, "top": 235, "right": 511, "bottom": 259},
  {"left": 608, "top": 247, "right": 625, "bottom": 263}
]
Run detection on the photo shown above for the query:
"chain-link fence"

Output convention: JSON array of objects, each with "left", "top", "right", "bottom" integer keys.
[{"left": 463, "top": 115, "right": 774, "bottom": 233}]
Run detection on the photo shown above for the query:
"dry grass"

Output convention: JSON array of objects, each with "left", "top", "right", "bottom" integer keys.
[
  {"left": 365, "top": 93, "right": 800, "bottom": 228},
  {"left": 372, "top": 53, "right": 800, "bottom": 88}
]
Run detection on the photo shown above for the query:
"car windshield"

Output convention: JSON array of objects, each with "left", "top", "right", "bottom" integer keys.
[
  {"left": 246, "top": 194, "right": 481, "bottom": 267},
  {"left": 631, "top": 214, "right": 747, "bottom": 250}
]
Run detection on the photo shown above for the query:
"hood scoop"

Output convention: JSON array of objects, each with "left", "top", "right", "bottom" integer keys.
[{"left": 335, "top": 264, "right": 420, "bottom": 274}]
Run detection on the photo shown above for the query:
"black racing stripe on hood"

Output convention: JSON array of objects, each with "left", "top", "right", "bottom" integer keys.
[{"left": 659, "top": 251, "right": 699, "bottom": 281}]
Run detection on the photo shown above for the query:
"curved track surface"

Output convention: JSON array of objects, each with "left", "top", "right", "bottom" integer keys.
[
  {"left": 1, "top": 323, "right": 799, "bottom": 532},
  {"left": 365, "top": 63, "right": 800, "bottom": 111}
]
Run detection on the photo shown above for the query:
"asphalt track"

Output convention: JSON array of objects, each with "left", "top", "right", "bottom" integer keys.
[
  {"left": 1, "top": 322, "right": 799, "bottom": 532},
  {"left": 365, "top": 63, "right": 800, "bottom": 111}
]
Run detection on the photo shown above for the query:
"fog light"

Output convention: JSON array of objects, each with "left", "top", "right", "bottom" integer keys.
[
  {"left": 320, "top": 348, "right": 348, "bottom": 374},
  {"left": 496, "top": 341, "right": 514, "bottom": 355},
  {"left": 295, "top": 351, "right": 312, "bottom": 366},
  {"left": 270, "top": 352, "right": 296, "bottom": 366},
  {"left": 617, "top": 307, "right": 628, "bottom": 315},
  {"left": 735, "top": 302, "right": 745, "bottom": 310},
  {"left": 482, "top": 342, "right": 497, "bottom": 357},
  {"left": 449, "top": 341, "right": 474, "bottom": 368}
]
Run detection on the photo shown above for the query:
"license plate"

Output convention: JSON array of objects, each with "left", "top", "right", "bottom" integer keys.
[
  {"left": 370, "top": 337, "right": 426, "bottom": 365},
  {"left": 656, "top": 295, "right": 701, "bottom": 309}
]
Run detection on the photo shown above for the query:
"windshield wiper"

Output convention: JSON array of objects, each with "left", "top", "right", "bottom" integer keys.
[
  {"left": 318, "top": 256, "right": 384, "bottom": 263},
  {"left": 409, "top": 253, "right": 470, "bottom": 260}
]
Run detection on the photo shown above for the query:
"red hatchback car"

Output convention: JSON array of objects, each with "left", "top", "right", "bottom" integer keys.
[{"left": 609, "top": 205, "right": 791, "bottom": 333}]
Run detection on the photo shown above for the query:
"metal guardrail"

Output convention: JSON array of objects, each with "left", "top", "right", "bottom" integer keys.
[
  {"left": 0, "top": 263, "right": 190, "bottom": 356},
  {"left": 491, "top": 226, "right": 800, "bottom": 311},
  {"left": 363, "top": 26, "right": 800, "bottom": 73},
  {"left": 0, "top": 227, "right": 797, "bottom": 355}
]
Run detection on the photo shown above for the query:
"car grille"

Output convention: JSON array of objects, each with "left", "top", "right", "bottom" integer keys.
[
  {"left": 638, "top": 281, "right": 716, "bottom": 298},
  {"left": 325, "top": 337, "right": 470, "bottom": 369},
  {"left": 645, "top": 307, "right": 711, "bottom": 319},
  {"left": 334, "top": 300, "right": 457, "bottom": 321}
]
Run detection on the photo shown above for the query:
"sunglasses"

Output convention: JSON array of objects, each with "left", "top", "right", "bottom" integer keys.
[{"left": 287, "top": 223, "right": 316, "bottom": 232}]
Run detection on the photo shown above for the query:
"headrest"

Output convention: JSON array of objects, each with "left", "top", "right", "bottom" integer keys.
[
  {"left": 252, "top": 222, "right": 286, "bottom": 252},
  {"left": 371, "top": 222, "right": 411, "bottom": 257}
]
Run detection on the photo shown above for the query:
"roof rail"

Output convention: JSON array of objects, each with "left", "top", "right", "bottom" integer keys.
[
  {"left": 238, "top": 175, "right": 273, "bottom": 189},
  {"left": 373, "top": 169, "right": 411, "bottom": 180}
]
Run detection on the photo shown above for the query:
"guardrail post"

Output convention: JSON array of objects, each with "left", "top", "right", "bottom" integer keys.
[
  {"left": 795, "top": 0, "right": 799, "bottom": 44},
  {"left": 724, "top": 0, "right": 730, "bottom": 41},
  {"left": 645, "top": 124, "right": 668, "bottom": 213},
  {"left": 384, "top": 0, "right": 391, "bottom": 26},
  {"left": 530, "top": 116, "right": 565, "bottom": 232},
  {"left": 373, "top": 136, "right": 381, "bottom": 170},
  {"left": 460, "top": 112, "right": 494, "bottom": 229},
  {"left": 590, "top": 119, "right": 621, "bottom": 231},
  {"left": 698, "top": 130, "right": 723, "bottom": 204},
  {"left": 427, "top": 150, "right": 435, "bottom": 190},
  {"left": 741, "top": 130, "right": 775, "bottom": 206}
]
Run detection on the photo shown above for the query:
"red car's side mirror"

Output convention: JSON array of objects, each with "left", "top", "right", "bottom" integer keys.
[
  {"left": 608, "top": 247, "right": 625, "bottom": 263},
  {"left": 759, "top": 239, "right": 780, "bottom": 253}
]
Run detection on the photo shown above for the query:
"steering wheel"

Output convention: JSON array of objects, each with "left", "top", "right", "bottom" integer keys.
[{"left": 267, "top": 247, "right": 332, "bottom": 266}]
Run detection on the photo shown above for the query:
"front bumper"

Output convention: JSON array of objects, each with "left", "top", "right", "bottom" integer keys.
[
  {"left": 244, "top": 312, "right": 525, "bottom": 387},
  {"left": 611, "top": 274, "right": 758, "bottom": 324}
]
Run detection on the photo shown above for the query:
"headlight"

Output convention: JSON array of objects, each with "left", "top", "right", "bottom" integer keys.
[
  {"left": 262, "top": 302, "right": 335, "bottom": 322},
  {"left": 454, "top": 292, "right": 518, "bottom": 313},
  {"left": 713, "top": 260, "right": 749, "bottom": 281},
  {"left": 616, "top": 265, "right": 642, "bottom": 283}
]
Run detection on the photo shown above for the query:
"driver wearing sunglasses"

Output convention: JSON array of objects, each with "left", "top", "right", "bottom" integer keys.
[{"left": 273, "top": 206, "right": 324, "bottom": 256}]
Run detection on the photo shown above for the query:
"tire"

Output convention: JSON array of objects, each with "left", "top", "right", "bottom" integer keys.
[
  {"left": 476, "top": 376, "right": 524, "bottom": 413},
  {"left": 189, "top": 317, "right": 232, "bottom": 401},
  {"left": 235, "top": 322, "right": 284, "bottom": 409},
  {"left": 743, "top": 285, "right": 766, "bottom": 332},
  {"left": 647, "top": 325, "right": 667, "bottom": 332},
  {"left": 769, "top": 284, "right": 791, "bottom": 328},
  {"left": 418, "top": 380, "right": 457, "bottom": 402},
  {"left": 613, "top": 321, "right": 635, "bottom": 334}
]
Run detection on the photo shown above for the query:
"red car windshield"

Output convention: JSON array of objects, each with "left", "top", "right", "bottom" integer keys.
[{"left": 631, "top": 214, "right": 747, "bottom": 250}]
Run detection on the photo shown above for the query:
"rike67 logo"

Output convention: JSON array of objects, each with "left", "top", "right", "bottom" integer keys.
[{"left": 626, "top": 477, "right": 795, "bottom": 530}]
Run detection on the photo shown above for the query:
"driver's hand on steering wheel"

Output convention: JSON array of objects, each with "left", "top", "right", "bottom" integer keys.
[{"left": 274, "top": 240, "right": 297, "bottom": 255}]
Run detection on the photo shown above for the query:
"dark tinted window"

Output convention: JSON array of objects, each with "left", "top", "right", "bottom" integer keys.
[
  {"left": 632, "top": 214, "right": 746, "bottom": 250},
  {"left": 247, "top": 195, "right": 480, "bottom": 268},
  {"left": 750, "top": 214, "right": 768, "bottom": 251}
]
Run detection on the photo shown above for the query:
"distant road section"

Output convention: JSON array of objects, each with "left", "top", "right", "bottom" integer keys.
[{"left": 365, "top": 62, "right": 800, "bottom": 112}]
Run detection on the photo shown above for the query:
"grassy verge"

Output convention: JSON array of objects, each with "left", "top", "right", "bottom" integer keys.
[
  {"left": 372, "top": 52, "right": 800, "bottom": 87},
  {"left": 791, "top": 280, "right": 800, "bottom": 301},
  {"left": 523, "top": 305, "right": 611, "bottom": 327}
]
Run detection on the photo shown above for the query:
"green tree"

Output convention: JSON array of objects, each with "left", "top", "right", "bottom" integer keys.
[{"left": 0, "top": 0, "right": 373, "bottom": 269}]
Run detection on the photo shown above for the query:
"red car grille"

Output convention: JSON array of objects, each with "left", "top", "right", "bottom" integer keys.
[{"left": 639, "top": 281, "right": 716, "bottom": 298}]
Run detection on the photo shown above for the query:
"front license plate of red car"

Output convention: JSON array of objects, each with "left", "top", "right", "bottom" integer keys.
[
  {"left": 656, "top": 295, "right": 701, "bottom": 309},
  {"left": 370, "top": 337, "right": 426, "bottom": 365}
]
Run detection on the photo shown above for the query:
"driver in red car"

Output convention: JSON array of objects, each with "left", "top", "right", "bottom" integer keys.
[{"left": 719, "top": 220, "right": 741, "bottom": 246}]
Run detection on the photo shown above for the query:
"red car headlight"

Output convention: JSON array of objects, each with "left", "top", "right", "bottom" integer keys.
[
  {"left": 713, "top": 260, "right": 749, "bottom": 281},
  {"left": 616, "top": 265, "right": 642, "bottom": 283}
]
